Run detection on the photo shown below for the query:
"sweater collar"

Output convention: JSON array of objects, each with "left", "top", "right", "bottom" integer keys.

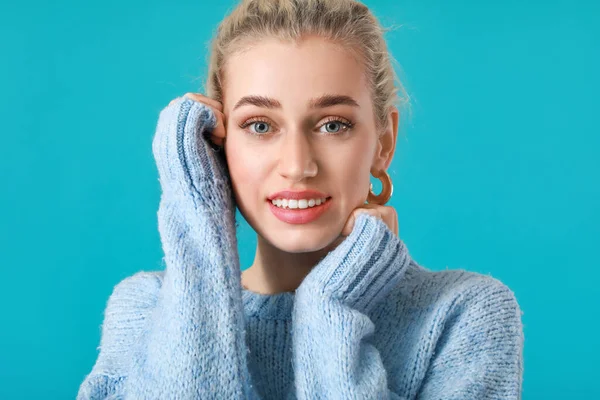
[{"left": 242, "top": 287, "right": 295, "bottom": 320}]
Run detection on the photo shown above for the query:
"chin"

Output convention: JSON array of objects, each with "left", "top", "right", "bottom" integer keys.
[{"left": 266, "top": 229, "right": 341, "bottom": 254}]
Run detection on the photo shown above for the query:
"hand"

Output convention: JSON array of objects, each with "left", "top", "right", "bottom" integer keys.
[
  {"left": 154, "top": 93, "right": 231, "bottom": 204},
  {"left": 170, "top": 92, "right": 227, "bottom": 147},
  {"left": 299, "top": 205, "right": 407, "bottom": 315},
  {"left": 154, "top": 94, "right": 239, "bottom": 274},
  {"left": 341, "top": 203, "right": 399, "bottom": 237}
]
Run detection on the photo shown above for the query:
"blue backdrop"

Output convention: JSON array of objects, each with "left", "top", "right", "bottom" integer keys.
[{"left": 1, "top": 0, "right": 597, "bottom": 398}]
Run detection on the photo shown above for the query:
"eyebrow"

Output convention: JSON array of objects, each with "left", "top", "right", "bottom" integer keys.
[{"left": 232, "top": 94, "right": 360, "bottom": 111}]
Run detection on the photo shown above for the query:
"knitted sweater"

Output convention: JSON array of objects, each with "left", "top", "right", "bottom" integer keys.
[{"left": 77, "top": 97, "right": 524, "bottom": 399}]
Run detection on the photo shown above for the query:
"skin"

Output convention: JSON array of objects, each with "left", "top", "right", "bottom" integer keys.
[{"left": 171, "top": 35, "right": 399, "bottom": 295}]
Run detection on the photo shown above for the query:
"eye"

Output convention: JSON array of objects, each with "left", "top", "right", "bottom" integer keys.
[
  {"left": 320, "top": 121, "right": 344, "bottom": 134},
  {"left": 249, "top": 121, "right": 270, "bottom": 134},
  {"left": 239, "top": 117, "right": 274, "bottom": 137},
  {"left": 318, "top": 117, "right": 354, "bottom": 135}
]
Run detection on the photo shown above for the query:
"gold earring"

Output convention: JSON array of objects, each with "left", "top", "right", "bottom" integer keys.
[{"left": 367, "top": 169, "right": 393, "bottom": 205}]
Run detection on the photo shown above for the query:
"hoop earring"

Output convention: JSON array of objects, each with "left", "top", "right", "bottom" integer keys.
[{"left": 367, "top": 169, "right": 393, "bottom": 205}]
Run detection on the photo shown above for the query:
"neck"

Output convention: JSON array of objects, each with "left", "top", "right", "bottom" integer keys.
[{"left": 241, "top": 233, "right": 346, "bottom": 295}]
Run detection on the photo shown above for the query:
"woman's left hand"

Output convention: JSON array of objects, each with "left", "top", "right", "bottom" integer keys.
[{"left": 341, "top": 204, "right": 399, "bottom": 237}]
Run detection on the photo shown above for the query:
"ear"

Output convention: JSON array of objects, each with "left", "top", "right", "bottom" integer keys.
[{"left": 371, "top": 106, "right": 399, "bottom": 172}]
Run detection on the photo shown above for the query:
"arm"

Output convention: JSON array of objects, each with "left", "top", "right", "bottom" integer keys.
[
  {"left": 288, "top": 212, "right": 412, "bottom": 399},
  {"left": 77, "top": 97, "right": 260, "bottom": 399},
  {"left": 288, "top": 213, "right": 524, "bottom": 399},
  {"left": 119, "top": 96, "right": 261, "bottom": 399}
]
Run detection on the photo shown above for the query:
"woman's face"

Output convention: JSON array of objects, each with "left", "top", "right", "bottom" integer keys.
[{"left": 222, "top": 35, "right": 384, "bottom": 253}]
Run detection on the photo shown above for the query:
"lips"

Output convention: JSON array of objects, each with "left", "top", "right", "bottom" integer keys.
[{"left": 268, "top": 196, "right": 333, "bottom": 224}]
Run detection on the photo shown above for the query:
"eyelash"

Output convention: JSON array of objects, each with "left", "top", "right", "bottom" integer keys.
[{"left": 238, "top": 116, "right": 355, "bottom": 138}]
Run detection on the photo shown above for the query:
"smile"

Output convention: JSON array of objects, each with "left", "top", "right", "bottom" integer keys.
[{"left": 267, "top": 197, "right": 332, "bottom": 224}]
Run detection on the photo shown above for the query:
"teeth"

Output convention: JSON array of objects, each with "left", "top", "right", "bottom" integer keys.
[{"left": 271, "top": 197, "right": 328, "bottom": 209}]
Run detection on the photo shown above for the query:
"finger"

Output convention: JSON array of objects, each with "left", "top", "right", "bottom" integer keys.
[
  {"left": 341, "top": 208, "right": 381, "bottom": 237},
  {"left": 209, "top": 136, "right": 225, "bottom": 147},
  {"left": 184, "top": 93, "right": 223, "bottom": 112},
  {"left": 204, "top": 110, "right": 226, "bottom": 150},
  {"left": 342, "top": 205, "right": 400, "bottom": 237},
  {"left": 360, "top": 203, "right": 381, "bottom": 210},
  {"left": 379, "top": 206, "right": 399, "bottom": 236},
  {"left": 210, "top": 109, "right": 227, "bottom": 139},
  {"left": 361, "top": 204, "right": 398, "bottom": 236}
]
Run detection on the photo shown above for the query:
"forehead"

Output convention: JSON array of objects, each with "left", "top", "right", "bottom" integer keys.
[{"left": 222, "top": 36, "right": 370, "bottom": 109}]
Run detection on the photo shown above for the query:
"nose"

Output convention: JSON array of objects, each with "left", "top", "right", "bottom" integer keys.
[{"left": 277, "top": 129, "right": 318, "bottom": 182}]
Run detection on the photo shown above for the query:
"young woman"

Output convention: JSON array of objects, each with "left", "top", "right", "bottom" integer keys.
[{"left": 77, "top": 0, "right": 524, "bottom": 398}]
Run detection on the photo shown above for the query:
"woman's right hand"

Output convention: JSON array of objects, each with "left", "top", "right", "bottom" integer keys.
[
  {"left": 169, "top": 92, "right": 227, "bottom": 147},
  {"left": 153, "top": 93, "right": 231, "bottom": 205}
]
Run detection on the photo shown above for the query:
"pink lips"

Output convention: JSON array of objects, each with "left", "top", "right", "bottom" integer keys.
[{"left": 267, "top": 197, "right": 333, "bottom": 224}]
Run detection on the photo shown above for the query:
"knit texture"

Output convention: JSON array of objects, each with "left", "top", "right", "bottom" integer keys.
[{"left": 77, "top": 97, "right": 524, "bottom": 399}]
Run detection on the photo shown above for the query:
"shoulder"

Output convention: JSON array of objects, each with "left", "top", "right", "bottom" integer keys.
[
  {"left": 103, "top": 269, "right": 164, "bottom": 319},
  {"left": 379, "top": 260, "right": 524, "bottom": 373},
  {"left": 107, "top": 270, "right": 164, "bottom": 307},
  {"left": 80, "top": 271, "right": 165, "bottom": 387},
  {"left": 94, "top": 270, "right": 164, "bottom": 373},
  {"left": 398, "top": 260, "right": 522, "bottom": 315},
  {"left": 376, "top": 259, "right": 524, "bottom": 341},
  {"left": 378, "top": 262, "right": 524, "bottom": 396}
]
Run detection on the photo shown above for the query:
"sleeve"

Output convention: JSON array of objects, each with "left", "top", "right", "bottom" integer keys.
[
  {"left": 118, "top": 97, "right": 263, "bottom": 399},
  {"left": 76, "top": 272, "right": 161, "bottom": 400},
  {"left": 288, "top": 213, "right": 524, "bottom": 399}
]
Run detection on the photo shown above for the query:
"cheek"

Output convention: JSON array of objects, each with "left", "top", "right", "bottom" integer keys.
[
  {"left": 225, "top": 140, "right": 266, "bottom": 203},
  {"left": 337, "top": 158, "right": 370, "bottom": 203},
  {"left": 324, "top": 141, "right": 373, "bottom": 204}
]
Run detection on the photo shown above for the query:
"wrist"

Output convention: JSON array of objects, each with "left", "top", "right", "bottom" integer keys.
[{"left": 297, "top": 213, "right": 411, "bottom": 314}]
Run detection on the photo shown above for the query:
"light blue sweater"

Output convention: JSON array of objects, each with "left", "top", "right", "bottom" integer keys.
[{"left": 77, "top": 97, "right": 524, "bottom": 399}]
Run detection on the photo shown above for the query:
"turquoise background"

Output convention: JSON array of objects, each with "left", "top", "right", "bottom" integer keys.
[{"left": 1, "top": 0, "right": 597, "bottom": 398}]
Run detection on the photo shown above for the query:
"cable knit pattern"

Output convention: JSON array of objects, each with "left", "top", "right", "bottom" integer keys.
[{"left": 77, "top": 97, "right": 524, "bottom": 399}]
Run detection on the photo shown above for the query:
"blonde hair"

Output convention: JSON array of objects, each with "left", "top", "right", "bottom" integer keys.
[{"left": 205, "top": 0, "right": 409, "bottom": 135}]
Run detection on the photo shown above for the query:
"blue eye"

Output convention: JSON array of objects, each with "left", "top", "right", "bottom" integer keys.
[
  {"left": 249, "top": 121, "right": 270, "bottom": 134},
  {"left": 239, "top": 119, "right": 273, "bottom": 136},
  {"left": 320, "top": 121, "right": 344, "bottom": 134},
  {"left": 318, "top": 117, "right": 354, "bottom": 135}
]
